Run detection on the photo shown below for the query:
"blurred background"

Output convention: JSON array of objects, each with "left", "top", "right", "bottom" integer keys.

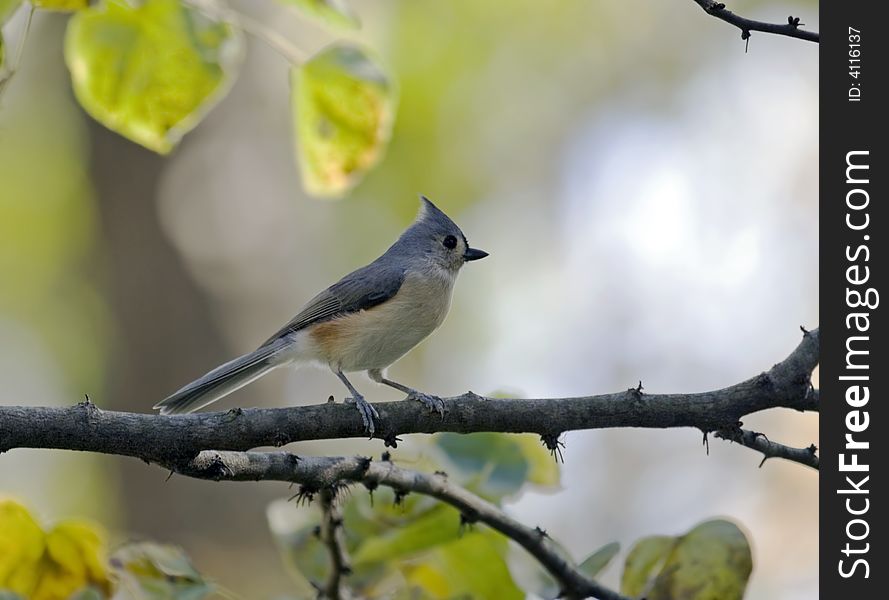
[{"left": 0, "top": 0, "right": 817, "bottom": 597}]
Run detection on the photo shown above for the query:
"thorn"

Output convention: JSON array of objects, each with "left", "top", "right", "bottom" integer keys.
[
  {"left": 363, "top": 480, "right": 378, "bottom": 506},
  {"left": 540, "top": 433, "right": 565, "bottom": 463},
  {"left": 289, "top": 485, "right": 317, "bottom": 505},
  {"left": 165, "top": 470, "right": 175, "bottom": 482},
  {"left": 800, "top": 325, "right": 810, "bottom": 337},
  {"left": 327, "top": 395, "right": 336, "bottom": 403},
  {"left": 702, "top": 430, "right": 710, "bottom": 455},
  {"left": 758, "top": 455, "right": 768, "bottom": 468},
  {"left": 384, "top": 433, "right": 401, "bottom": 449},
  {"left": 393, "top": 489, "right": 408, "bottom": 507},
  {"left": 535, "top": 526, "right": 549, "bottom": 539},
  {"left": 459, "top": 510, "right": 479, "bottom": 535},
  {"left": 225, "top": 407, "right": 243, "bottom": 417},
  {"left": 627, "top": 381, "right": 644, "bottom": 400},
  {"left": 808, "top": 443, "right": 818, "bottom": 455},
  {"left": 358, "top": 456, "right": 372, "bottom": 473},
  {"left": 742, "top": 29, "right": 751, "bottom": 52}
]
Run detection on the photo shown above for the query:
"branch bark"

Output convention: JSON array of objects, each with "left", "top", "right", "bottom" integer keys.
[
  {"left": 167, "top": 451, "right": 628, "bottom": 600},
  {"left": 0, "top": 328, "right": 819, "bottom": 462},
  {"left": 691, "top": 0, "right": 819, "bottom": 44},
  {"left": 715, "top": 426, "right": 819, "bottom": 470}
]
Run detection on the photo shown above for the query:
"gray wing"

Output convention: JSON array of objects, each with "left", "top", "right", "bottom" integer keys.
[{"left": 260, "top": 261, "right": 405, "bottom": 347}]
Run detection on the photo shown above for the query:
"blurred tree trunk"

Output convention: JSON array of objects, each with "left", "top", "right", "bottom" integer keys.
[{"left": 88, "top": 124, "right": 227, "bottom": 536}]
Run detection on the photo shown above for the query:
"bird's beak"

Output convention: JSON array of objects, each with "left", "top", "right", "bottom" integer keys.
[{"left": 463, "top": 247, "right": 489, "bottom": 262}]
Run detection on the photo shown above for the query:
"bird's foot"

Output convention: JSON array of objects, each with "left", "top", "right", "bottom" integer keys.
[
  {"left": 407, "top": 391, "right": 445, "bottom": 418},
  {"left": 346, "top": 393, "right": 379, "bottom": 435}
]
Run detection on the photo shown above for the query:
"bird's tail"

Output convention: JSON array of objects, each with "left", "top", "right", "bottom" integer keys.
[{"left": 154, "top": 341, "right": 288, "bottom": 415}]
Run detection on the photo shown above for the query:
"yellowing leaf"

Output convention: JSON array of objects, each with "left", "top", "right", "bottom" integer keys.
[
  {"left": 278, "top": 0, "right": 359, "bottom": 29},
  {"left": 649, "top": 520, "right": 752, "bottom": 600},
  {"left": 32, "top": 0, "right": 88, "bottom": 11},
  {"left": 293, "top": 44, "right": 396, "bottom": 197},
  {"left": 621, "top": 535, "right": 674, "bottom": 598},
  {"left": 64, "top": 0, "right": 243, "bottom": 154},
  {"left": 0, "top": 499, "right": 44, "bottom": 595},
  {"left": 0, "top": 500, "right": 110, "bottom": 600},
  {"left": 623, "top": 520, "right": 753, "bottom": 600}
]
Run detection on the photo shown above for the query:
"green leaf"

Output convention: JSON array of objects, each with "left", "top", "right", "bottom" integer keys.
[
  {"left": 32, "top": 0, "right": 88, "bottom": 11},
  {"left": 352, "top": 504, "right": 462, "bottom": 567},
  {"left": 579, "top": 541, "right": 620, "bottom": 578},
  {"left": 110, "top": 542, "right": 214, "bottom": 600},
  {"left": 278, "top": 0, "right": 359, "bottom": 29},
  {"left": 293, "top": 43, "right": 396, "bottom": 197},
  {"left": 648, "top": 520, "right": 752, "bottom": 600},
  {"left": 404, "top": 531, "right": 523, "bottom": 599},
  {"left": 434, "top": 433, "right": 560, "bottom": 500},
  {"left": 0, "top": 0, "right": 22, "bottom": 24},
  {"left": 64, "top": 0, "right": 243, "bottom": 154},
  {"left": 621, "top": 535, "right": 675, "bottom": 598},
  {"left": 266, "top": 499, "right": 331, "bottom": 595}
]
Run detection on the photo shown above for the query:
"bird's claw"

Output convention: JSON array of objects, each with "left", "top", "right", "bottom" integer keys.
[
  {"left": 346, "top": 394, "right": 379, "bottom": 435},
  {"left": 408, "top": 391, "right": 445, "bottom": 418}
]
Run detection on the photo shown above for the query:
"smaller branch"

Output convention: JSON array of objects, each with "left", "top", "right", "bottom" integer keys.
[
  {"left": 715, "top": 426, "right": 819, "bottom": 470},
  {"left": 168, "top": 452, "right": 629, "bottom": 600},
  {"left": 318, "top": 487, "right": 352, "bottom": 599},
  {"left": 0, "top": 4, "right": 35, "bottom": 99},
  {"left": 691, "top": 0, "right": 819, "bottom": 44},
  {"left": 183, "top": 0, "right": 308, "bottom": 64}
]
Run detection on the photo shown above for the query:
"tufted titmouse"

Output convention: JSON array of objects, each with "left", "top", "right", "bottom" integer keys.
[{"left": 154, "top": 196, "right": 487, "bottom": 434}]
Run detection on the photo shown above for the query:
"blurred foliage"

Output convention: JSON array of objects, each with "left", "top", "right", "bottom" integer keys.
[
  {"left": 32, "top": 0, "right": 85, "bottom": 11},
  {"left": 0, "top": 500, "right": 216, "bottom": 600},
  {"left": 293, "top": 44, "right": 396, "bottom": 198},
  {"left": 0, "top": 499, "right": 110, "bottom": 600},
  {"left": 276, "top": 0, "right": 358, "bottom": 30},
  {"left": 621, "top": 520, "right": 753, "bottom": 600},
  {"left": 64, "top": 0, "right": 243, "bottom": 154},
  {"left": 0, "top": 0, "right": 22, "bottom": 23},
  {"left": 1, "top": 0, "right": 395, "bottom": 196},
  {"left": 109, "top": 543, "right": 215, "bottom": 600}
]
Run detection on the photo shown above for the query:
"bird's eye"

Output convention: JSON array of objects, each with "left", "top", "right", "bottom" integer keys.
[{"left": 442, "top": 235, "right": 458, "bottom": 249}]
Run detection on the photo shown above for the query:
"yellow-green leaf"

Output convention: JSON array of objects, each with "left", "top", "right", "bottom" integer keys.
[
  {"left": 434, "top": 432, "right": 560, "bottom": 500},
  {"left": 352, "top": 504, "right": 462, "bottom": 567},
  {"left": 0, "top": 500, "right": 110, "bottom": 600},
  {"left": 278, "top": 0, "right": 359, "bottom": 29},
  {"left": 293, "top": 44, "right": 396, "bottom": 197},
  {"left": 403, "top": 531, "right": 523, "bottom": 599},
  {"left": 622, "top": 535, "right": 674, "bottom": 597},
  {"left": 32, "top": 0, "right": 87, "bottom": 11},
  {"left": 0, "top": 499, "right": 44, "bottom": 595},
  {"left": 64, "top": 0, "right": 243, "bottom": 154},
  {"left": 579, "top": 541, "right": 620, "bottom": 579},
  {"left": 646, "top": 520, "right": 752, "bottom": 600}
]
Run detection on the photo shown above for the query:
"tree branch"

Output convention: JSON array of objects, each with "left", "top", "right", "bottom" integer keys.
[
  {"left": 318, "top": 487, "right": 352, "bottom": 599},
  {"left": 714, "top": 426, "right": 819, "bottom": 470},
  {"left": 690, "top": 0, "right": 819, "bottom": 44},
  {"left": 0, "top": 328, "right": 819, "bottom": 461},
  {"left": 167, "top": 451, "right": 628, "bottom": 600}
]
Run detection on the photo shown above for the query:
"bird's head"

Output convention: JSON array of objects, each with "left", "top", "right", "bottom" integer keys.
[{"left": 395, "top": 195, "right": 488, "bottom": 273}]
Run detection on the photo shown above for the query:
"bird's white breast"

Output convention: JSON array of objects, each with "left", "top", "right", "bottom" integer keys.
[{"left": 306, "top": 269, "right": 456, "bottom": 372}]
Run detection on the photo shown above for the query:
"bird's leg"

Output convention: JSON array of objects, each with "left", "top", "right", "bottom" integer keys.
[
  {"left": 368, "top": 370, "right": 445, "bottom": 417},
  {"left": 335, "top": 369, "right": 379, "bottom": 435}
]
